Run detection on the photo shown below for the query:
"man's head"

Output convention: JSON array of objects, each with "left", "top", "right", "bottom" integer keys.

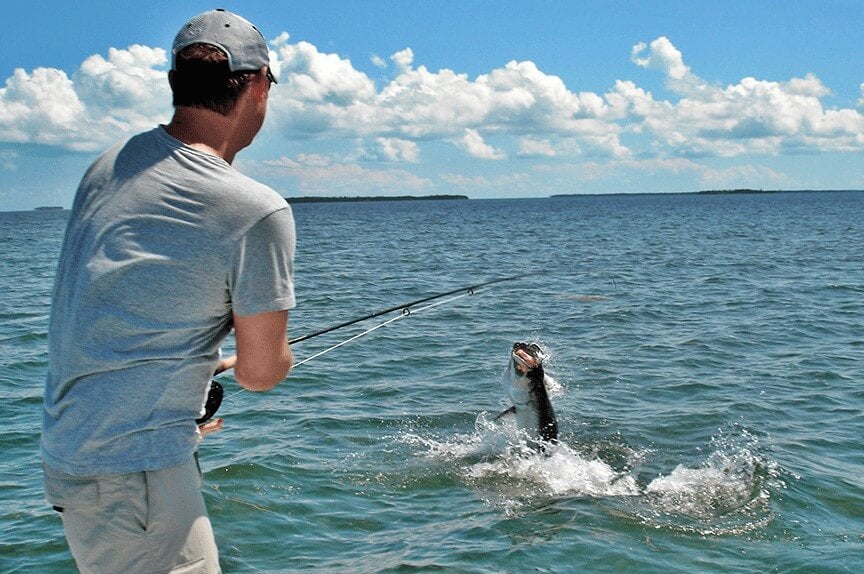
[{"left": 169, "top": 9, "right": 276, "bottom": 115}]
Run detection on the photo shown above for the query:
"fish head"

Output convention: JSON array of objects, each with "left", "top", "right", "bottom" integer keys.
[
  {"left": 511, "top": 341, "right": 544, "bottom": 376},
  {"left": 501, "top": 341, "right": 559, "bottom": 444},
  {"left": 503, "top": 341, "right": 545, "bottom": 404}
]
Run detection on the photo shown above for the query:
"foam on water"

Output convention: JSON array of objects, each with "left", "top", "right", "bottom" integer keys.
[
  {"left": 633, "top": 432, "right": 782, "bottom": 535},
  {"left": 401, "top": 414, "right": 779, "bottom": 534}
]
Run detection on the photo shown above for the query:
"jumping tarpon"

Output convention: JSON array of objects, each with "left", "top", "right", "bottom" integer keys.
[{"left": 495, "top": 341, "right": 558, "bottom": 445}]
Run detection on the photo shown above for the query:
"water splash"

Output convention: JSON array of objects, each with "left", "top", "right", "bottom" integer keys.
[
  {"left": 632, "top": 431, "right": 781, "bottom": 535},
  {"left": 401, "top": 413, "right": 641, "bottom": 506},
  {"left": 401, "top": 417, "right": 779, "bottom": 534}
]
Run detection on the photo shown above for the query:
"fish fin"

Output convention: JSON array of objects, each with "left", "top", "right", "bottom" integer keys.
[{"left": 493, "top": 406, "right": 516, "bottom": 421}]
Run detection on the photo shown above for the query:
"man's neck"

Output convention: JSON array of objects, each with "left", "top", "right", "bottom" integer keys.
[{"left": 165, "top": 108, "right": 239, "bottom": 164}]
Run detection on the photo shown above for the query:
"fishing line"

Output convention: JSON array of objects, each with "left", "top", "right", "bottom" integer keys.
[
  {"left": 292, "top": 291, "right": 469, "bottom": 368},
  {"left": 287, "top": 273, "right": 527, "bottom": 345},
  {"left": 215, "top": 275, "right": 526, "bottom": 405}
]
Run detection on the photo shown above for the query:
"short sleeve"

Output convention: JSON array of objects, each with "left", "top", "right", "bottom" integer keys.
[{"left": 229, "top": 207, "right": 296, "bottom": 316}]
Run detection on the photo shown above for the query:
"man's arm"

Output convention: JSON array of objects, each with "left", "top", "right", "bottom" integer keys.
[{"left": 232, "top": 309, "right": 293, "bottom": 391}]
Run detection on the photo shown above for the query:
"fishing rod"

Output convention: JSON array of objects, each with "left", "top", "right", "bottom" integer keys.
[
  {"left": 198, "top": 273, "right": 529, "bottom": 421},
  {"left": 288, "top": 273, "right": 528, "bottom": 345}
]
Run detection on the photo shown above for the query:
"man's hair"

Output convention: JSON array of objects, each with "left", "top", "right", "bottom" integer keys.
[{"left": 170, "top": 44, "right": 259, "bottom": 115}]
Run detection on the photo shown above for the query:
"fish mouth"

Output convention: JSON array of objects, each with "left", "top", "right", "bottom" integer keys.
[
  {"left": 511, "top": 341, "right": 544, "bottom": 374},
  {"left": 512, "top": 341, "right": 542, "bottom": 358}
]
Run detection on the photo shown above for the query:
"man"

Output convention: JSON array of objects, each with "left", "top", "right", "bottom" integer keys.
[{"left": 41, "top": 10, "right": 292, "bottom": 572}]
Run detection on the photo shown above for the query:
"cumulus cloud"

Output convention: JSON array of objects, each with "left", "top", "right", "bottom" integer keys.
[
  {"left": 4, "top": 40, "right": 267, "bottom": 148},
  {"left": 374, "top": 137, "right": 419, "bottom": 162},
  {"left": 0, "top": 31, "right": 862, "bottom": 167},
  {"left": 457, "top": 129, "right": 505, "bottom": 159},
  {"left": 272, "top": 35, "right": 376, "bottom": 106},
  {"left": 623, "top": 38, "right": 864, "bottom": 156},
  {"left": 0, "top": 67, "right": 85, "bottom": 147},
  {"left": 267, "top": 38, "right": 622, "bottom": 144},
  {"left": 390, "top": 48, "right": 415, "bottom": 72},
  {"left": 517, "top": 136, "right": 556, "bottom": 157},
  {"left": 0, "top": 45, "right": 170, "bottom": 151},
  {"left": 632, "top": 37, "right": 693, "bottom": 83}
]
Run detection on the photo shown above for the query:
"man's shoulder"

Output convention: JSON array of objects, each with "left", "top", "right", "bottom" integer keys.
[
  {"left": 84, "top": 128, "right": 167, "bottom": 177},
  {"left": 216, "top": 167, "right": 288, "bottom": 217}
]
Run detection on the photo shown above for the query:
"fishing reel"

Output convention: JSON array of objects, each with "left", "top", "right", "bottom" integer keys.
[{"left": 196, "top": 380, "right": 223, "bottom": 425}]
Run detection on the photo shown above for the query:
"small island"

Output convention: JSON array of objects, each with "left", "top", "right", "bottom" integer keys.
[
  {"left": 552, "top": 189, "right": 862, "bottom": 198},
  {"left": 696, "top": 188, "right": 862, "bottom": 195},
  {"left": 284, "top": 194, "right": 468, "bottom": 204}
]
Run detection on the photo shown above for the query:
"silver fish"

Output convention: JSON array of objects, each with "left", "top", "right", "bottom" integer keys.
[{"left": 495, "top": 342, "right": 558, "bottom": 444}]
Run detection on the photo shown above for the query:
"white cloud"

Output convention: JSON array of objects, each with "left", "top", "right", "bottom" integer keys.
[
  {"left": 517, "top": 136, "right": 556, "bottom": 157},
  {"left": 440, "top": 171, "right": 532, "bottom": 197},
  {"left": 390, "top": 48, "right": 414, "bottom": 72},
  {"left": 371, "top": 54, "right": 387, "bottom": 69},
  {"left": 273, "top": 37, "right": 376, "bottom": 106},
  {"left": 536, "top": 156, "right": 790, "bottom": 192},
  {"left": 0, "top": 67, "right": 85, "bottom": 147},
  {"left": 267, "top": 40, "right": 620, "bottom": 146},
  {"left": 622, "top": 38, "right": 864, "bottom": 156},
  {"left": 374, "top": 137, "right": 419, "bottom": 162},
  {"left": 457, "top": 129, "right": 505, "bottom": 159},
  {"left": 632, "top": 36, "right": 693, "bottom": 82},
  {"left": 0, "top": 45, "right": 170, "bottom": 151},
  {"left": 74, "top": 45, "right": 172, "bottom": 138},
  {"left": 263, "top": 153, "right": 432, "bottom": 195},
  {"left": 0, "top": 32, "right": 862, "bottom": 167}
]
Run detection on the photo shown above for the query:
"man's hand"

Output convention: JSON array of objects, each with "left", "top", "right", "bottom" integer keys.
[{"left": 215, "top": 355, "right": 237, "bottom": 375}]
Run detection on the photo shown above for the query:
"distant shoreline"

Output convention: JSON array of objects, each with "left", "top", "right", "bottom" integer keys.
[
  {"left": 285, "top": 194, "right": 468, "bottom": 204},
  {"left": 14, "top": 190, "right": 863, "bottom": 212},
  {"left": 696, "top": 188, "right": 863, "bottom": 195},
  {"left": 551, "top": 189, "right": 863, "bottom": 198}
]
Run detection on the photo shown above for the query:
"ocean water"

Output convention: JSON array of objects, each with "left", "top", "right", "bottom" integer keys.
[{"left": 1, "top": 191, "right": 863, "bottom": 572}]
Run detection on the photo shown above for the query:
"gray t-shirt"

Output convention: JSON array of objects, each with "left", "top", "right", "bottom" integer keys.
[{"left": 42, "top": 127, "right": 295, "bottom": 475}]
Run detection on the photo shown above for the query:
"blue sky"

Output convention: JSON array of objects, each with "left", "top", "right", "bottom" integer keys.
[{"left": 1, "top": 0, "right": 863, "bottom": 210}]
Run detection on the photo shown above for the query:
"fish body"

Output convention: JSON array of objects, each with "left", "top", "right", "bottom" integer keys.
[{"left": 496, "top": 343, "right": 558, "bottom": 444}]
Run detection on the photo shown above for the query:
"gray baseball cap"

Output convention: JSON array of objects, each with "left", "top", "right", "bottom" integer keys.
[{"left": 172, "top": 9, "right": 277, "bottom": 83}]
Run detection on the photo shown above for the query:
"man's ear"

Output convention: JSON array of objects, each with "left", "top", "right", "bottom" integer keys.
[
  {"left": 167, "top": 70, "right": 175, "bottom": 91},
  {"left": 251, "top": 67, "right": 270, "bottom": 102}
]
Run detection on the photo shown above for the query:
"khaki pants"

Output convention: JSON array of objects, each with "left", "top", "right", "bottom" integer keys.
[{"left": 43, "top": 458, "right": 220, "bottom": 574}]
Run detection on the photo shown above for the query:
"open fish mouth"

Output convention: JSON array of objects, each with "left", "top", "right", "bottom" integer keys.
[{"left": 511, "top": 341, "right": 544, "bottom": 372}]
